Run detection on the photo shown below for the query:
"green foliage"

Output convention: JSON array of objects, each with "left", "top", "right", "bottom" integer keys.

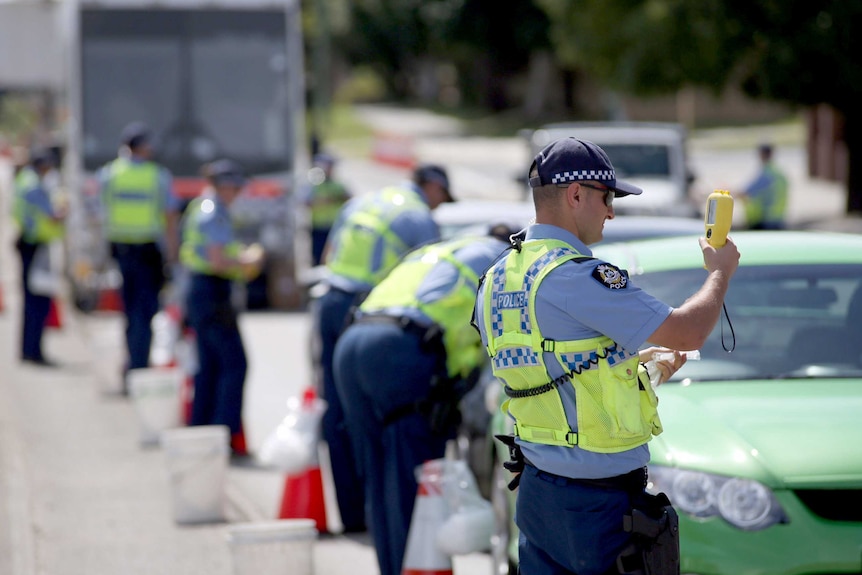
[
  {"left": 534, "top": 0, "right": 862, "bottom": 110},
  {"left": 0, "top": 95, "right": 40, "bottom": 143}
]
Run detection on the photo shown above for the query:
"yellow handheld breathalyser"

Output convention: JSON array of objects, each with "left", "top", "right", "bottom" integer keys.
[{"left": 704, "top": 190, "right": 734, "bottom": 248}]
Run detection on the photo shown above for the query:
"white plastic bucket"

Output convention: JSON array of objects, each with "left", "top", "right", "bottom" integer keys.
[
  {"left": 128, "top": 367, "right": 184, "bottom": 446},
  {"left": 225, "top": 519, "right": 317, "bottom": 575},
  {"left": 162, "top": 425, "right": 230, "bottom": 524}
]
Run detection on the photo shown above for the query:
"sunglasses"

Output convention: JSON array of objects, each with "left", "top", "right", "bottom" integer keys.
[{"left": 558, "top": 182, "right": 615, "bottom": 207}]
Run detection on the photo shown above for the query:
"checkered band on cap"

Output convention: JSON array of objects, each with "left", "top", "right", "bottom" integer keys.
[{"left": 550, "top": 169, "right": 616, "bottom": 185}]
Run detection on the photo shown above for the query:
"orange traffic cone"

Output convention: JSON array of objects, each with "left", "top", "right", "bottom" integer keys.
[
  {"left": 277, "top": 388, "right": 328, "bottom": 533},
  {"left": 402, "top": 459, "right": 453, "bottom": 575},
  {"left": 45, "top": 299, "right": 63, "bottom": 329}
]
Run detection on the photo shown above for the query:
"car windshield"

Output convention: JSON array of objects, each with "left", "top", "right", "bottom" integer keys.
[
  {"left": 599, "top": 144, "right": 671, "bottom": 178},
  {"left": 636, "top": 264, "right": 862, "bottom": 381}
]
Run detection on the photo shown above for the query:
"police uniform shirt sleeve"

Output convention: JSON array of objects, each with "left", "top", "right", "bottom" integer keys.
[
  {"left": 390, "top": 209, "right": 441, "bottom": 252},
  {"left": 27, "top": 186, "right": 58, "bottom": 218},
  {"left": 198, "top": 200, "right": 235, "bottom": 252},
  {"left": 161, "top": 168, "right": 181, "bottom": 213},
  {"left": 537, "top": 260, "right": 671, "bottom": 352}
]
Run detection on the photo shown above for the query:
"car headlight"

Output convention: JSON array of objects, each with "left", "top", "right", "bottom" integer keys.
[{"left": 647, "top": 465, "right": 788, "bottom": 531}]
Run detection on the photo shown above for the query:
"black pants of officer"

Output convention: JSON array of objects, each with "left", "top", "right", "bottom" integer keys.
[
  {"left": 316, "top": 285, "right": 366, "bottom": 532},
  {"left": 186, "top": 274, "right": 247, "bottom": 438},
  {"left": 16, "top": 238, "right": 51, "bottom": 362},
  {"left": 111, "top": 242, "right": 164, "bottom": 382},
  {"left": 333, "top": 320, "right": 449, "bottom": 575}
]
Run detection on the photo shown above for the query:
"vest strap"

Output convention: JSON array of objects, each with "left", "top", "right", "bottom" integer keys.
[{"left": 515, "top": 423, "right": 578, "bottom": 447}]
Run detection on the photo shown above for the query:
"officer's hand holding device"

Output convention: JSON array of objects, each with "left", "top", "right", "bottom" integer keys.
[{"left": 700, "top": 189, "right": 739, "bottom": 352}]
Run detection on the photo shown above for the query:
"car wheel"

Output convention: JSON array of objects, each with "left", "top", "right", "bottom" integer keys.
[{"left": 490, "top": 461, "right": 517, "bottom": 575}]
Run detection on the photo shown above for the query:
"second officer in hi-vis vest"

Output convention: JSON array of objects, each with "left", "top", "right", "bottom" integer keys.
[
  {"left": 180, "top": 159, "right": 263, "bottom": 454},
  {"left": 98, "top": 122, "right": 181, "bottom": 392},
  {"left": 475, "top": 138, "right": 740, "bottom": 575},
  {"left": 334, "top": 230, "right": 510, "bottom": 575},
  {"left": 314, "top": 163, "right": 452, "bottom": 533}
]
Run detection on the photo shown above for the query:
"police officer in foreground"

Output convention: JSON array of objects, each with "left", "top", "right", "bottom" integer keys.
[
  {"left": 180, "top": 159, "right": 263, "bottom": 454},
  {"left": 98, "top": 122, "right": 181, "bottom": 391},
  {"left": 316, "top": 163, "right": 453, "bottom": 532},
  {"left": 13, "top": 149, "right": 66, "bottom": 366},
  {"left": 474, "top": 137, "right": 740, "bottom": 575},
  {"left": 333, "top": 230, "right": 509, "bottom": 575}
]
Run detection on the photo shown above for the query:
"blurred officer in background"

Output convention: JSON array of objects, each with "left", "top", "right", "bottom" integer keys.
[
  {"left": 333, "top": 231, "right": 509, "bottom": 575},
  {"left": 315, "top": 163, "right": 453, "bottom": 533},
  {"left": 303, "top": 152, "right": 350, "bottom": 266},
  {"left": 98, "top": 121, "right": 181, "bottom": 391},
  {"left": 475, "top": 137, "right": 739, "bottom": 575},
  {"left": 13, "top": 148, "right": 66, "bottom": 366},
  {"left": 180, "top": 159, "right": 264, "bottom": 454},
  {"left": 739, "top": 142, "right": 789, "bottom": 230}
]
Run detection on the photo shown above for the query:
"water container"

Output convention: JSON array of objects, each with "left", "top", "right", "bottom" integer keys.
[
  {"left": 162, "top": 425, "right": 230, "bottom": 524},
  {"left": 225, "top": 519, "right": 317, "bottom": 575}
]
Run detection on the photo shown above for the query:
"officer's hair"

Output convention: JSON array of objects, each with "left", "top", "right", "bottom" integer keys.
[{"left": 529, "top": 165, "right": 564, "bottom": 209}]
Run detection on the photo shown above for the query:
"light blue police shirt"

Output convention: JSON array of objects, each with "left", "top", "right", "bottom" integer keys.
[
  {"left": 356, "top": 236, "right": 509, "bottom": 326},
  {"left": 188, "top": 192, "right": 236, "bottom": 268},
  {"left": 326, "top": 182, "right": 441, "bottom": 293},
  {"left": 22, "top": 182, "right": 60, "bottom": 240},
  {"left": 476, "top": 223, "right": 673, "bottom": 479}
]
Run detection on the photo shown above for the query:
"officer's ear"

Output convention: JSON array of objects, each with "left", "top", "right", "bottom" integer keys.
[{"left": 564, "top": 182, "right": 582, "bottom": 210}]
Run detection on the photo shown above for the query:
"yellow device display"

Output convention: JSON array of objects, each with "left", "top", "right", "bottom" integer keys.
[{"left": 704, "top": 190, "right": 733, "bottom": 247}]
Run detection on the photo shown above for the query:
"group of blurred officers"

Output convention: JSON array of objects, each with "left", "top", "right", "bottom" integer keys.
[
  {"left": 13, "top": 120, "right": 762, "bottom": 575},
  {"left": 11, "top": 121, "right": 262, "bottom": 454}
]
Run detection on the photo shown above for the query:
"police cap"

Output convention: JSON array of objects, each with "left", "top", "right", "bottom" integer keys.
[
  {"left": 120, "top": 121, "right": 152, "bottom": 149},
  {"left": 414, "top": 163, "right": 455, "bottom": 202},
  {"left": 207, "top": 158, "right": 247, "bottom": 187}
]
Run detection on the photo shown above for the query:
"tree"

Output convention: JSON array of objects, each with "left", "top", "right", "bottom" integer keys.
[{"left": 536, "top": 0, "right": 862, "bottom": 214}]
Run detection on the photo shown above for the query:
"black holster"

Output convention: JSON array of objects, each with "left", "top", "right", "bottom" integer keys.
[
  {"left": 616, "top": 491, "right": 680, "bottom": 575},
  {"left": 494, "top": 434, "right": 525, "bottom": 490}
]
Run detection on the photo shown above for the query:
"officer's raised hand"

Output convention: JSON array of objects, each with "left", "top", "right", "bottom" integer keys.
[{"left": 700, "top": 236, "right": 740, "bottom": 276}]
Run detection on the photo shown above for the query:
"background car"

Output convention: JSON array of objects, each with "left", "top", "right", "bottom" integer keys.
[
  {"left": 488, "top": 230, "right": 862, "bottom": 575},
  {"left": 524, "top": 122, "right": 699, "bottom": 217}
]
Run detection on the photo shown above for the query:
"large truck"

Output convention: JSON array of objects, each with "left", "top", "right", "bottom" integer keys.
[{"left": 58, "top": 0, "right": 307, "bottom": 311}]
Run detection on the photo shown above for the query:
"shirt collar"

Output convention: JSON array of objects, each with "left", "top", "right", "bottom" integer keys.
[{"left": 524, "top": 223, "right": 593, "bottom": 256}]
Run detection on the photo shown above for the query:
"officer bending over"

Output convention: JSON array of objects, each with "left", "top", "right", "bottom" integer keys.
[
  {"left": 474, "top": 138, "right": 740, "bottom": 575},
  {"left": 333, "top": 231, "right": 509, "bottom": 575},
  {"left": 314, "top": 163, "right": 452, "bottom": 532}
]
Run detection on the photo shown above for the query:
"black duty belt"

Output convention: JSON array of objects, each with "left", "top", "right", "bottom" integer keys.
[
  {"left": 353, "top": 313, "right": 444, "bottom": 349},
  {"left": 526, "top": 464, "right": 648, "bottom": 494}
]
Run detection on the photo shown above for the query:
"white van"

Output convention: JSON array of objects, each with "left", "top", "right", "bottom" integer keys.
[{"left": 526, "top": 122, "right": 699, "bottom": 217}]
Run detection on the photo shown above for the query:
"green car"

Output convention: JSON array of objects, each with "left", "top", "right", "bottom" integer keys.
[{"left": 489, "top": 230, "right": 862, "bottom": 575}]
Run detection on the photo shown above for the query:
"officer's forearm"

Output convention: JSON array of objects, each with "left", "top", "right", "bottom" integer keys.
[{"left": 649, "top": 270, "right": 730, "bottom": 350}]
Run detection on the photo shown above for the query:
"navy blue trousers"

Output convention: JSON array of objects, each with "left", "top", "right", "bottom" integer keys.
[
  {"left": 516, "top": 465, "right": 637, "bottom": 575},
  {"left": 316, "top": 286, "right": 366, "bottom": 531},
  {"left": 186, "top": 274, "right": 247, "bottom": 435},
  {"left": 16, "top": 240, "right": 51, "bottom": 361},
  {"left": 112, "top": 242, "right": 163, "bottom": 373},
  {"left": 333, "top": 322, "right": 448, "bottom": 575},
  {"left": 310, "top": 227, "right": 330, "bottom": 267}
]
